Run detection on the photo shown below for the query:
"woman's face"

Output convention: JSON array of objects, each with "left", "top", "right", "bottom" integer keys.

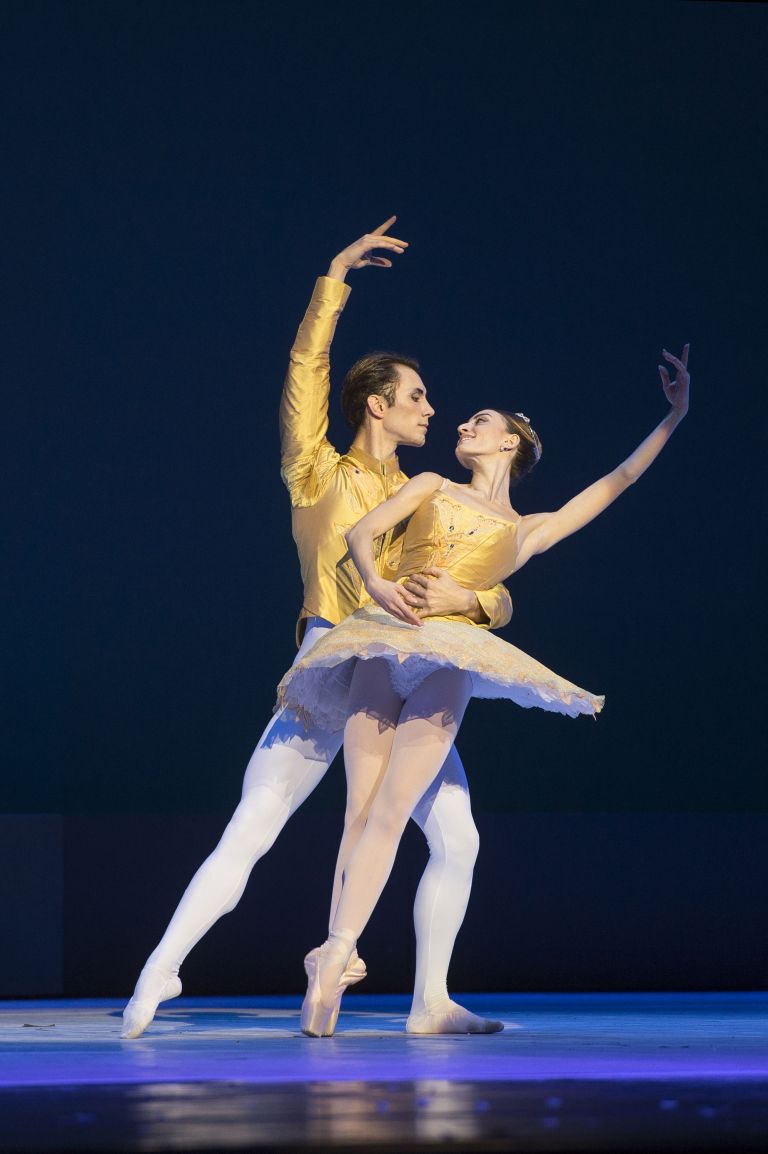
[{"left": 455, "top": 409, "right": 516, "bottom": 465}]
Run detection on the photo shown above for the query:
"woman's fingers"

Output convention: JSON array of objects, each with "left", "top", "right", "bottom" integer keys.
[
  {"left": 395, "top": 598, "right": 423, "bottom": 626},
  {"left": 385, "top": 588, "right": 422, "bottom": 626},
  {"left": 659, "top": 343, "right": 690, "bottom": 411},
  {"left": 662, "top": 348, "right": 687, "bottom": 374}
]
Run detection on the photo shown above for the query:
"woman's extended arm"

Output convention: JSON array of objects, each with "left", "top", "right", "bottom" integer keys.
[
  {"left": 516, "top": 345, "right": 690, "bottom": 569},
  {"left": 345, "top": 472, "right": 444, "bottom": 625}
]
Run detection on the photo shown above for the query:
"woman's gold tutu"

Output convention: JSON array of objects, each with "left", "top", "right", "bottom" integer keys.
[{"left": 277, "top": 604, "right": 604, "bottom": 733}]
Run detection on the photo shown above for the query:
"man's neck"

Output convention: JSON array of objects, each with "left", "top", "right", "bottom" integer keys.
[{"left": 350, "top": 427, "right": 399, "bottom": 463}]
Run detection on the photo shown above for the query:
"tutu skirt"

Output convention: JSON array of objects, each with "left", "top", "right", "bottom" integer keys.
[{"left": 277, "top": 604, "right": 604, "bottom": 733}]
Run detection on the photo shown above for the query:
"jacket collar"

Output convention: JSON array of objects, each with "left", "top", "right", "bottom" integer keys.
[{"left": 346, "top": 444, "right": 402, "bottom": 477}]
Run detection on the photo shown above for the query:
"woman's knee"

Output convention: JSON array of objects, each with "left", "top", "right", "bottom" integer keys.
[
  {"left": 366, "top": 800, "right": 411, "bottom": 845},
  {"left": 341, "top": 806, "right": 368, "bottom": 841},
  {"left": 343, "top": 770, "right": 381, "bottom": 827}
]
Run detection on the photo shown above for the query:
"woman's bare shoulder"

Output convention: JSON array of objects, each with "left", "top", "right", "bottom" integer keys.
[{"left": 406, "top": 471, "right": 445, "bottom": 492}]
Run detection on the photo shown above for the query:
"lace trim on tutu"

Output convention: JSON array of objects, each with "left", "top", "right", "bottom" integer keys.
[{"left": 277, "top": 607, "right": 604, "bottom": 733}]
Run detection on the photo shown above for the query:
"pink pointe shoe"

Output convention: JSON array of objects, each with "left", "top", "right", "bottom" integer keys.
[{"left": 300, "top": 932, "right": 359, "bottom": 1037}]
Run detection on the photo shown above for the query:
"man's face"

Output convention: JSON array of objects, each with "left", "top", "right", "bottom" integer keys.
[{"left": 380, "top": 365, "right": 435, "bottom": 447}]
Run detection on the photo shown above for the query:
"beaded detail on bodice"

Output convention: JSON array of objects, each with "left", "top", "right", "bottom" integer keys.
[{"left": 394, "top": 487, "right": 520, "bottom": 593}]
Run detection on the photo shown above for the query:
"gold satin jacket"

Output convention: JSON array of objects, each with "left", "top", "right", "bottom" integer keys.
[{"left": 280, "top": 276, "right": 513, "bottom": 644}]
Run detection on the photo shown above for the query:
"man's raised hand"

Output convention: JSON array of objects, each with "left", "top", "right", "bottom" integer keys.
[{"left": 327, "top": 216, "right": 408, "bottom": 282}]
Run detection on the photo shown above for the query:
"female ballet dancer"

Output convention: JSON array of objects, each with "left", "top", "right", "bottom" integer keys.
[{"left": 279, "top": 344, "right": 690, "bottom": 1036}]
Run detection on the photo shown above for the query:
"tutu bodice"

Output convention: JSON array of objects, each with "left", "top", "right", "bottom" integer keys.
[{"left": 391, "top": 485, "right": 520, "bottom": 601}]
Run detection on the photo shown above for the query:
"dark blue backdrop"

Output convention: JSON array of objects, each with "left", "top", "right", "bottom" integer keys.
[{"left": 3, "top": 0, "right": 765, "bottom": 823}]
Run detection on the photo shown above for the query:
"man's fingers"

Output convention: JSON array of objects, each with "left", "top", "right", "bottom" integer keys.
[
  {"left": 365, "top": 257, "right": 393, "bottom": 267},
  {"left": 682, "top": 343, "right": 690, "bottom": 368},
  {"left": 421, "top": 567, "right": 443, "bottom": 578},
  {"left": 372, "top": 215, "right": 397, "bottom": 235},
  {"left": 366, "top": 235, "right": 408, "bottom": 249},
  {"left": 405, "top": 574, "right": 430, "bottom": 590},
  {"left": 658, "top": 365, "right": 671, "bottom": 387}
]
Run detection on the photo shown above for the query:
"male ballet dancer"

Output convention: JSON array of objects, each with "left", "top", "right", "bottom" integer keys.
[{"left": 122, "top": 219, "right": 511, "bottom": 1038}]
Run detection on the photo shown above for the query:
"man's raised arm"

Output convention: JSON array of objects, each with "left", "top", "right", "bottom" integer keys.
[{"left": 279, "top": 219, "right": 408, "bottom": 505}]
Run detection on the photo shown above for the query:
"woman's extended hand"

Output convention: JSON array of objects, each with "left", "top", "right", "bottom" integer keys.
[
  {"left": 366, "top": 576, "right": 423, "bottom": 627},
  {"left": 659, "top": 344, "right": 690, "bottom": 419},
  {"left": 327, "top": 217, "right": 408, "bottom": 282}
]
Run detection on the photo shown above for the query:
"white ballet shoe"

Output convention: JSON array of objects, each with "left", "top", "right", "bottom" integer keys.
[
  {"left": 120, "top": 963, "right": 182, "bottom": 1039},
  {"left": 405, "top": 999, "right": 504, "bottom": 1035},
  {"left": 300, "top": 932, "right": 357, "bottom": 1037}
]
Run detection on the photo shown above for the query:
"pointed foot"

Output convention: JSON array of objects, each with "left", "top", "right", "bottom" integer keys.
[
  {"left": 300, "top": 934, "right": 357, "bottom": 1038},
  {"left": 120, "top": 968, "right": 182, "bottom": 1039}
]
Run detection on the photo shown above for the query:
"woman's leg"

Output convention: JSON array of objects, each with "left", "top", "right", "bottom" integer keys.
[
  {"left": 327, "top": 661, "right": 498, "bottom": 1033},
  {"left": 307, "top": 668, "right": 473, "bottom": 1017},
  {"left": 328, "top": 659, "right": 403, "bottom": 928}
]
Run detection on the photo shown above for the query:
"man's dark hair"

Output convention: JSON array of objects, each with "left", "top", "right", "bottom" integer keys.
[{"left": 340, "top": 352, "right": 420, "bottom": 431}]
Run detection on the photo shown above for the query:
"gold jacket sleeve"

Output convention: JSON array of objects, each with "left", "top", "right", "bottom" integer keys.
[
  {"left": 279, "top": 276, "right": 351, "bottom": 506},
  {"left": 475, "top": 583, "right": 513, "bottom": 630}
]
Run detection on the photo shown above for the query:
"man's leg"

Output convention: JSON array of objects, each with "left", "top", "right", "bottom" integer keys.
[
  {"left": 122, "top": 623, "right": 341, "bottom": 1038},
  {"left": 407, "top": 747, "right": 502, "bottom": 1033}
]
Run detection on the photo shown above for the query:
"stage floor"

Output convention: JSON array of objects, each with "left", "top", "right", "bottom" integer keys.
[{"left": 1, "top": 992, "right": 767, "bottom": 1151}]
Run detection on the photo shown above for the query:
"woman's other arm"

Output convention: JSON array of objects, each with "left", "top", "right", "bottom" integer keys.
[{"left": 516, "top": 345, "right": 690, "bottom": 569}]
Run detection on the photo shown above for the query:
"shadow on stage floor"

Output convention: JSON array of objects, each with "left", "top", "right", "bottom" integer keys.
[{"left": 1, "top": 992, "right": 767, "bottom": 1152}]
